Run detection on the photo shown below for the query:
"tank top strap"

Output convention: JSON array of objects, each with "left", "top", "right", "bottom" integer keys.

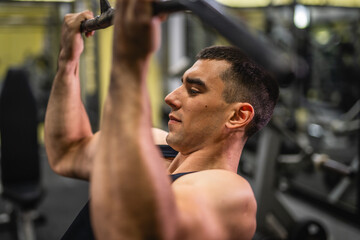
[{"left": 170, "top": 172, "right": 196, "bottom": 182}]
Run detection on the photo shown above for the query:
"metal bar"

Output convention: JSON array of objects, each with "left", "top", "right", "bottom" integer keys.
[
  {"left": 80, "top": 0, "right": 187, "bottom": 33},
  {"left": 80, "top": 0, "right": 298, "bottom": 82}
]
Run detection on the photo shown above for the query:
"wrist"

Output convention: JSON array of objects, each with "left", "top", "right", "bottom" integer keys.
[
  {"left": 109, "top": 58, "right": 150, "bottom": 96},
  {"left": 112, "top": 55, "right": 151, "bottom": 77},
  {"left": 57, "top": 54, "right": 80, "bottom": 75},
  {"left": 112, "top": 52, "right": 152, "bottom": 67},
  {"left": 59, "top": 46, "right": 80, "bottom": 63}
]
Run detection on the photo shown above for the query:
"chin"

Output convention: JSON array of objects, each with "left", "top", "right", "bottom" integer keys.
[{"left": 166, "top": 135, "right": 181, "bottom": 152}]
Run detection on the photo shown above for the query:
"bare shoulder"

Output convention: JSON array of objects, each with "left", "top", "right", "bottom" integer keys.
[{"left": 172, "top": 170, "right": 257, "bottom": 240}]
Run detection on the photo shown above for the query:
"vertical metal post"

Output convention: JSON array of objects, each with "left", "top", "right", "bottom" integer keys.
[{"left": 254, "top": 127, "right": 295, "bottom": 238}]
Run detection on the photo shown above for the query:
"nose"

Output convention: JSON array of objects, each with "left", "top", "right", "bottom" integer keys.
[{"left": 164, "top": 88, "right": 181, "bottom": 110}]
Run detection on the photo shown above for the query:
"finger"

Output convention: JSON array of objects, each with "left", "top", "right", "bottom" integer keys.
[
  {"left": 77, "top": 10, "right": 95, "bottom": 35},
  {"left": 76, "top": 10, "right": 94, "bottom": 26},
  {"left": 85, "top": 31, "right": 95, "bottom": 38},
  {"left": 81, "top": 10, "right": 94, "bottom": 20},
  {"left": 156, "top": 13, "right": 168, "bottom": 22}
]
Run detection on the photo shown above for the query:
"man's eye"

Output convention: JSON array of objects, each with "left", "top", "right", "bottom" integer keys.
[{"left": 189, "top": 88, "right": 199, "bottom": 94}]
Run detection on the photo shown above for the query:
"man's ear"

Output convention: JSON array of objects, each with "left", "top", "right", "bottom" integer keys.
[{"left": 226, "top": 103, "right": 254, "bottom": 129}]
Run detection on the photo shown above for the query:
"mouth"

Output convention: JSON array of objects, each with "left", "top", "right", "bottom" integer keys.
[{"left": 169, "top": 114, "right": 181, "bottom": 124}]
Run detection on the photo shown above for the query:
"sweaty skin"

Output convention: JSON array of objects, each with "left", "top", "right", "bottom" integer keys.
[{"left": 45, "top": 1, "right": 258, "bottom": 239}]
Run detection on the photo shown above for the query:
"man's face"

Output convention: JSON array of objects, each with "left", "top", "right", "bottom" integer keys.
[{"left": 165, "top": 59, "right": 233, "bottom": 154}]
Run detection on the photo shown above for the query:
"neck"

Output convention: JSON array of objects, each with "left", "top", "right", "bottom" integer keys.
[{"left": 167, "top": 132, "right": 246, "bottom": 174}]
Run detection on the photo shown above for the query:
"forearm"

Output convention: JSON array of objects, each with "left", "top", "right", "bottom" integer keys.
[
  {"left": 44, "top": 58, "right": 93, "bottom": 179},
  {"left": 90, "top": 1, "right": 180, "bottom": 237},
  {"left": 91, "top": 61, "right": 178, "bottom": 239}
]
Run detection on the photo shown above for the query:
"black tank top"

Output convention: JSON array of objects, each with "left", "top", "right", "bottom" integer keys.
[{"left": 61, "top": 145, "right": 191, "bottom": 240}]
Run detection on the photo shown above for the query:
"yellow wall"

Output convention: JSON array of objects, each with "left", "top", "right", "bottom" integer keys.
[
  {"left": 98, "top": 26, "right": 113, "bottom": 115},
  {"left": 0, "top": 4, "right": 59, "bottom": 144},
  {"left": 0, "top": 26, "right": 45, "bottom": 80},
  {"left": 0, "top": 5, "right": 51, "bottom": 81}
]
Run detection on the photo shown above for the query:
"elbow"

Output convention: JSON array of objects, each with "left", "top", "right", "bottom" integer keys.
[
  {"left": 44, "top": 138, "right": 73, "bottom": 178},
  {"left": 44, "top": 137, "right": 92, "bottom": 180},
  {"left": 47, "top": 153, "right": 85, "bottom": 179},
  {"left": 44, "top": 138, "right": 61, "bottom": 174},
  {"left": 46, "top": 150, "right": 68, "bottom": 177},
  {"left": 48, "top": 157, "right": 62, "bottom": 175}
]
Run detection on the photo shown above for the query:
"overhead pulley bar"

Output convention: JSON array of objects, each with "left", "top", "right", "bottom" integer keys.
[
  {"left": 81, "top": 0, "right": 301, "bottom": 83},
  {"left": 80, "top": 0, "right": 187, "bottom": 33}
]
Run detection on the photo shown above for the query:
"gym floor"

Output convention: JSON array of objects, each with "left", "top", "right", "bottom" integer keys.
[{"left": 0, "top": 146, "right": 359, "bottom": 240}]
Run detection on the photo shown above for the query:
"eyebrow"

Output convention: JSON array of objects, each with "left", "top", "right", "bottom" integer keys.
[{"left": 182, "top": 77, "right": 206, "bottom": 87}]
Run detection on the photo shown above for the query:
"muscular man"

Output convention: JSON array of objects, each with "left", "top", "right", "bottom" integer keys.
[{"left": 45, "top": 0, "right": 279, "bottom": 239}]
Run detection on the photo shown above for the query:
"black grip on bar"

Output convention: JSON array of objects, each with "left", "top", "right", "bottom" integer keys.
[
  {"left": 80, "top": 1, "right": 186, "bottom": 33},
  {"left": 80, "top": 7, "right": 115, "bottom": 33}
]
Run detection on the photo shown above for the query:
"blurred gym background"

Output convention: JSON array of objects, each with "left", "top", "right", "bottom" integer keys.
[{"left": 0, "top": 0, "right": 359, "bottom": 239}]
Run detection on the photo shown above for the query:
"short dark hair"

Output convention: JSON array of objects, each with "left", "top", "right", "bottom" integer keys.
[{"left": 196, "top": 45, "right": 279, "bottom": 138}]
